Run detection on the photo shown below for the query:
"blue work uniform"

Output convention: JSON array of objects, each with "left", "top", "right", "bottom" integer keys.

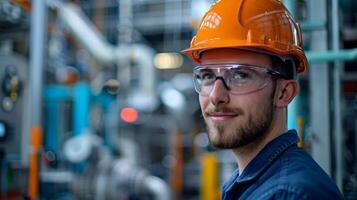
[{"left": 221, "top": 130, "right": 344, "bottom": 200}]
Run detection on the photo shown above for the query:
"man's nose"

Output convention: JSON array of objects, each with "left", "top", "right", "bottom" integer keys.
[{"left": 209, "top": 78, "right": 230, "bottom": 106}]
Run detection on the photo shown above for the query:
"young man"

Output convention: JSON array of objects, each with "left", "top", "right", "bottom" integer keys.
[{"left": 182, "top": 0, "right": 344, "bottom": 199}]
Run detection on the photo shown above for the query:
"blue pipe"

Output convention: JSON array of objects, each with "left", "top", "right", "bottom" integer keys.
[
  {"left": 306, "top": 48, "right": 357, "bottom": 63},
  {"left": 288, "top": 96, "right": 299, "bottom": 130},
  {"left": 44, "top": 101, "right": 59, "bottom": 152},
  {"left": 73, "top": 82, "right": 91, "bottom": 136},
  {"left": 43, "top": 85, "right": 72, "bottom": 101},
  {"left": 43, "top": 85, "right": 72, "bottom": 152}
]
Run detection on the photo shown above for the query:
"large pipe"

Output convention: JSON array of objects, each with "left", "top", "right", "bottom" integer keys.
[
  {"left": 46, "top": 0, "right": 158, "bottom": 111},
  {"left": 118, "top": 0, "right": 133, "bottom": 43},
  {"left": 306, "top": 48, "right": 357, "bottom": 63},
  {"left": 46, "top": 0, "right": 120, "bottom": 64},
  {"left": 331, "top": 0, "right": 343, "bottom": 190},
  {"left": 29, "top": 0, "right": 47, "bottom": 133},
  {"left": 130, "top": 44, "right": 156, "bottom": 100},
  {"left": 57, "top": 2, "right": 117, "bottom": 64},
  {"left": 127, "top": 44, "right": 158, "bottom": 112},
  {"left": 28, "top": 0, "right": 47, "bottom": 199},
  {"left": 284, "top": 0, "right": 299, "bottom": 132},
  {"left": 142, "top": 175, "right": 172, "bottom": 200}
]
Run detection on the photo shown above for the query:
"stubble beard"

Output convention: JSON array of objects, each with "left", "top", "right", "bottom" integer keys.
[{"left": 205, "top": 97, "right": 275, "bottom": 149}]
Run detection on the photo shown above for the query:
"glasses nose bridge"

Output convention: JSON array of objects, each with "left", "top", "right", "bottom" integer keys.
[{"left": 214, "top": 76, "right": 230, "bottom": 91}]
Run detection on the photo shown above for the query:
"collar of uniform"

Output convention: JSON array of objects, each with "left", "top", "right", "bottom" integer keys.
[{"left": 224, "top": 130, "right": 299, "bottom": 192}]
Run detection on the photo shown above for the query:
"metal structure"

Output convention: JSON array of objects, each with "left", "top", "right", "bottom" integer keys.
[
  {"left": 28, "top": 0, "right": 47, "bottom": 198},
  {"left": 0, "top": 0, "right": 357, "bottom": 199}
]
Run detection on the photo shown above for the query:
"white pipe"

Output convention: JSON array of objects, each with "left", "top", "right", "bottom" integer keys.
[
  {"left": 142, "top": 175, "right": 172, "bottom": 200},
  {"left": 47, "top": 1, "right": 158, "bottom": 109},
  {"left": 48, "top": 0, "right": 117, "bottom": 64},
  {"left": 126, "top": 44, "right": 158, "bottom": 112},
  {"left": 46, "top": 1, "right": 157, "bottom": 105},
  {"left": 29, "top": 0, "right": 46, "bottom": 126},
  {"left": 47, "top": 0, "right": 134, "bottom": 64},
  {"left": 58, "top": 3, "right": 117, "bottom": 63},
  {"left": 130, "top": 44, "right": 156, "bottom": 97}
]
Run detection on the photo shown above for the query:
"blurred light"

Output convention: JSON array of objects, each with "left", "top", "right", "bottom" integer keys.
[
  {"left": 120, "top": 107, "right": 139, "bottom": 123},
  {"left": 128, "top": 91, "right": 159, "bottom": 112},
  {"left": 0, "top": 122, "right": 6, "bottom": 138},
  {"left": 171, "top": 74, "right": 195, "bottom": 92},
  {"left": 161, "top": 88, "right": 185, "bottom": 111},
  {"left": 154, "top": 53, "right": 183, "bottom": 69}
]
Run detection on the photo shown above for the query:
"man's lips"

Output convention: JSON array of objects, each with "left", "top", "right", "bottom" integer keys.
[{"left": 206, "top": 112, "right": 238, "bottom": 122}]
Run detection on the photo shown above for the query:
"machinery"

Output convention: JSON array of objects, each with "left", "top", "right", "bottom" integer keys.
[
  {"left": 0, "top": 42, "right": 29, "bottom": 200},
  {"left": 0, "top": 0, "right": 357, "bottom": 199}
]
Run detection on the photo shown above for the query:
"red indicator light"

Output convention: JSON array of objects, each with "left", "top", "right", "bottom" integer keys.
[{"left": 120, "top": 107, "right": 138, "bottom": 123}]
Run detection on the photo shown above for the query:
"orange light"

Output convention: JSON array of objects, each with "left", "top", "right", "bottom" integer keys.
[{"left": 120, "top": 107, "right": 138, "bottom": 123}]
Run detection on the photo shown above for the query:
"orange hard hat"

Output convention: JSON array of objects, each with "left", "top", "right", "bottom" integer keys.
[{"left": 182, "top": 0, "right": 308, "bottom": 74}]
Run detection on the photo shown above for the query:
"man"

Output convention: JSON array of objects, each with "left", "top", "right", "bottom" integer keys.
[{"left": 182, "top": 0, "right": 344, "bottom": 199}]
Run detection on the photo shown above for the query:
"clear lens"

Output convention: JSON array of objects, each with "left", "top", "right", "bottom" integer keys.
[{"left": 193, "top": 64, "right": 280, "bottom": 96}]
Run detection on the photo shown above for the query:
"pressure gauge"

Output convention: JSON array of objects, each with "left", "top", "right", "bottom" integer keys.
[
  {"left": 1, "top": 96, "right": 13, "bottom": 112},
  {"left": 2, "top": 66, "right": 22, "bottom": 101}
]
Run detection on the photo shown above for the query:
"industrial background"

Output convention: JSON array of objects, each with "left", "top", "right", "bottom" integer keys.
[{"left": 0, "top": 0, "right": 356, "bottom": 199}]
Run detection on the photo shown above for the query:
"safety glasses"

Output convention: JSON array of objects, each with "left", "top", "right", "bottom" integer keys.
[{"left": 193, "top": 64, "right": 285, "bottom": 96}]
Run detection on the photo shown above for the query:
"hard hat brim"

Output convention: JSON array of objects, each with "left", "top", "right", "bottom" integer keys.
[{"left": 181, "top": 39, "right": 308, "bottom": 74}]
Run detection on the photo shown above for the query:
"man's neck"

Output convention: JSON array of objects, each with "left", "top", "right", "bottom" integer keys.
[{"left": 232, "top": 124, "right": 287, "bottom": 174}]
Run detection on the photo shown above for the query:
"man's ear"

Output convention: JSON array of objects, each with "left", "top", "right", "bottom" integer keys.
[{"left": 275, "top": 80, "right": 299, "bottom": 108}]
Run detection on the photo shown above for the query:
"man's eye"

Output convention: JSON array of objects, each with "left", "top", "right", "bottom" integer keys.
[
  {"left": 232, "top": 71, "right": 250, "bottom": 80},
  {"left": 200, "top": 72, "right": 215, "bottom": 80}
]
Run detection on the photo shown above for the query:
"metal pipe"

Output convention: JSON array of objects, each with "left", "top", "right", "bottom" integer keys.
[
  {"left": 284, "top": 0, "right": 301, "bottom": 135},
  {"left": 306, "top": 48, "right": 357, "bottom": 63},
  {"left": 29, "top": 0, "right": 46, "bottom": 126},
  {"left": 127, "top": 44, "right": 158, "bottom": 112},
  {"left": 117, "top": 0, "right": 133, "bottom": 94},
  {"left": 46, "top": 0, "right": 157, "bottom": 102},
  {"left": 331, "top": 0, "right": 343, "bottom": 191},
  {"left": 308, "top": 0, "right": 331, "bottom": 176},
  {"left": 28, "top": 0, "right": 47, "bottom": 198},
  {"left": 118, "top": 0, "right": 133, "bottom": 43},
  {"left": 46, "top": 1, "right": 157, "bottom": 108},
  {"left": 47, "top": 0, "right": 117, "bottom": 64},
  {"left": 142, "top": 175, "right": 172, "bottom": 200},
  {"left": 130, "top": 44, "right": 156, "bottom": 100}
]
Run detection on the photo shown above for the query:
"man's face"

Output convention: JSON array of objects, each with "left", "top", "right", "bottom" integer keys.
[{"left": 198, "top": 49, "right": 277, "bottom": 149}]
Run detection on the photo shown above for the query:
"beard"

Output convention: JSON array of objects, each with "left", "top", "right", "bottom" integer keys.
[{"left": 204, "top": 90, "right": 275, "bottom": 149}]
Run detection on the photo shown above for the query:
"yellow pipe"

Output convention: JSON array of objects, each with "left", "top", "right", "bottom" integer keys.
[
  {"left": 28, "top": 126, "right": 43, "bottom": 200},
  {"left": 201, "top": 153, "right": 220, "bottom": 200},
  {"left": 297, "top": 117, "right": 305, "bottom": 148}
]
